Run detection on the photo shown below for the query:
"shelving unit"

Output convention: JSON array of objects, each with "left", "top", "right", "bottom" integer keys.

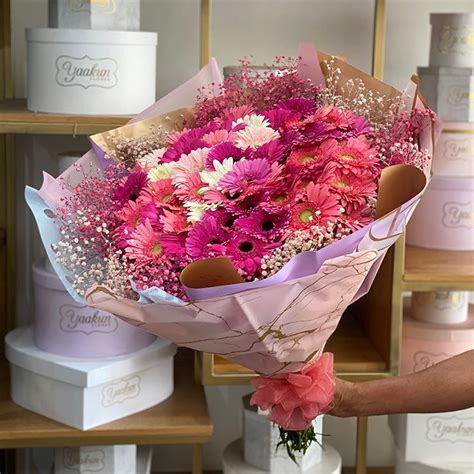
[{"left": 0, "top": 2, "right": 213, "bottom": 472}]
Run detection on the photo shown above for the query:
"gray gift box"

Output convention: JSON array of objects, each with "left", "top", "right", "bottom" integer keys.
[
  {"left": 49, "top": 0, "right": 140, "bottom": 31},
  {"left": 418, "top": 66, "right": 474, "bottom": 122}
]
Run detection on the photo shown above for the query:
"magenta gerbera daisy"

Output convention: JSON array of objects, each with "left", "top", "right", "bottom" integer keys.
[
  {"left": 206, "top": 142, "right": 249, "bottom": 168},
  {"left": 218, "top": 158, "right": 281, "bottom": 195},
  {"left": 185, "top": 216, "right": 229, "bottom": 259},
  {"left": 236, "top": 207, "right": 289, "bottom": 241},
  {"left": 113, "top": 172, "right": 148, "bottom": 203},
  {"left": 226, "top": 232, "right": 272, "bottom": 277},
  {"left": 277, "top": 97, "right": 316, "bottom": 115}
]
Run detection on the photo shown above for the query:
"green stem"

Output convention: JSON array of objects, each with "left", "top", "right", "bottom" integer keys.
[{"left": 276, "top": 425, "right": 325, "bottom": 464}]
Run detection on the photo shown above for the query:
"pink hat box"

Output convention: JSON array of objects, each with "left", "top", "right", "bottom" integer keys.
[
  {"left": 33, "top": 259, "right": 156, "bottom": 358},
  {"left": 406, "top": 176, "right": 474, "bottom": 250},
  {"left": 400, "top": 309, "right": 474, "bottom": 376},
  {"left": 432, "top": 122, "right": 474, "bottom": 177}
]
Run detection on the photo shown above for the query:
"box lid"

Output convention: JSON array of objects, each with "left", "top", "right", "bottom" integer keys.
[
  {"left": 26, "top": 28, "right": 157, "bottom": 46},
  {"left": 417, "top": 66, "right": 474, "bottom": 76},
  {"left": 5, "top": 326, "right": 176, "bottom": 388},
  {"left": 441, "top": 122, "right": 474, "bottom": 133},
  {"left": 430, "top": 13, "right": 474, "bottom": 28},
  {"left": 427, "top": 175, "right": 474, "bottom": 192}
]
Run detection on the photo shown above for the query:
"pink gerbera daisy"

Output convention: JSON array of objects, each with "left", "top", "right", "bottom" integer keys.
[
  {"left": 125, "top": 219, "right": 166, "bottom": 267},
  {"left": 113, "top": 172, "right": 148, "bottom": 203},
  {"left": 140, "top": 179, "right": 176, "bottom": 207},
  {"left": 117, "top": 200, "right": 161, "bottom": 228},
  {"left": 290, "top": 183, "right": 342, "bottom": 229},
  {"left": 174, "top": 172, "right": 208, "bottom": 203},
  {"left": 185, "top": 216, "right": 229, "bottom": 259},
  {"left": 339, "top": 205, "right": 374, "bottom": 231},
  {"left": 202, "top": 129, "right": 238, "bottom": 146},
  {"left": 218, "top": 158, "right": 281, "bottom": 195},
  {"left": 222, "top": 105, "right": 255, "bottom": 122},
  {"left": 172, "top": 148, "right": 209, "bottom": 185},
  {"left": 236, "top": 207, "right": 289, "bottom": 241},
  {"left": 160, "top": 208, "right": 189, "bottom": 233},
  {"left": 332, "top": 136, "right": 379, "bottom": 176}
]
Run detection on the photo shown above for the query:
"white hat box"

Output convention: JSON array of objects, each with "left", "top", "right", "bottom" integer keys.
[
  {"left": 26, "top": 28, "right": 157, "bottom": 115},
  {"left": 49, "top": 0, "right": 140, "bottom": 31},
  {"left": 433, "top": 122, "right": 474, "bottom": 177},
  {"left": 55, "top": 445, "right": 136, "bottom": 474},
  {"left": 411, "top": 291, "right": 469, "bottom": 325},
  {"left": 406, "top": 176, "right": 474, "bottom": 251},
  {"left": 223, "top": 439, "right": 342, "bottom": 474},
  {"left": 389, "top": 407, "right": 474, "bottom": 465},
  {"left": 5, "top": 326, "right": 176, "bottom": 430},
  {"left": 430, "top": 14, "right": 474, "bottom": 68},
  {"left": 242, "top": 394, "right": 322, "bottom": 473},
  {"left": 418, "top": 67, "right": 473, "bottom": 122}
]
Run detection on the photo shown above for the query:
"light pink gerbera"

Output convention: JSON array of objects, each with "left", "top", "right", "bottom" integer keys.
[
  {"left": 222, "top": 105, "right": 255, "bottom": 122},
  {"left": 174, "top": 172, "right": 208, "bottom": 203},
  {"left": 125, "top": 219, "right": 166, "bottom": 266},
  {"left": 235, "top": 126, "right": 280, "bottom": 149},
  {"left": 140, "top": 179, "right": 176, "bottom": 207},
  {"left": 202, "top": 129, "right": 238, "bottom": 146},
  {"left": 172, "top": 148, "right": 209, "bottom": 186},
  {"left": 290, "top": 183, "right": 342, "bottom": 229},
  {"left": 218, "top": 158, "right": 281, "bottom": 195}
]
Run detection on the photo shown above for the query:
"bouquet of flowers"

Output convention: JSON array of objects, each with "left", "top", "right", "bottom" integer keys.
[{"left": 27, "top": 44, "right": 438, "bottom": 456}]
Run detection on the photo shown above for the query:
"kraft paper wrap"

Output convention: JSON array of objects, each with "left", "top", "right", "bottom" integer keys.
[{"left": 26, "top": 44, "right": 437, "bottom": 375}]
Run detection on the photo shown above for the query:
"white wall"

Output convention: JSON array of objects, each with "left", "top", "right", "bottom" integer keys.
[{"left": 10, "top": 0, "right": 472, "bottom": 472}]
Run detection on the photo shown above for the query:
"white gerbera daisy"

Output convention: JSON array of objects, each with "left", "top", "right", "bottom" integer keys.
[{"left": 200, "top": 158, "right": 235, "bottom": 187}]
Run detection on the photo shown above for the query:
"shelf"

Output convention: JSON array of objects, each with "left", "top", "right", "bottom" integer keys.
[
  {"left": 198, "top": 312, "right": 387, "bottom": 385},
  {"left": 0, "top": 350, "right": 212, "bottom": 449},
  {"left": 0, "top": 99, "right": 130, "bottom": 135},
  {"left": 403, "top": 245, "right": 474, "bottom": 291}
]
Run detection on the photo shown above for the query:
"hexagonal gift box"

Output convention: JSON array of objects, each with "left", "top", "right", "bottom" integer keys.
[
  {"left": 48, "top": 0, "right": 140, "bottom": 31},
  {"left": 418, "top": 66, "right": 474, "bottom": 122},
  {"left": 242, "top": 395, "right": 323, "bottom": 473},
  {"left": 55, "top": 445, "right": 136, "bottom": 474}
]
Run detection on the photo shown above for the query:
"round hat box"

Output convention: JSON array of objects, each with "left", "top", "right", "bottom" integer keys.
[
  {"left": 430, "top": 13, "right": 474, "bottom": 68},
  {"left": 396, "top": 449, "right": 473, "bottom": 474},
  {"left": 222, "top": 439, "right": 342, "bottom": 474},
  {"left": 432, "top": 122, "right": 474, "bottom": 177},
  {"left": 406, "top": 176, "right": 474, "bottom": 251},
  {"left": 400, "top": 310, "right": 474, "bottom": 376},
  {"left": 411, "top": 291, "right": 469, "bottom": 325},
  {"left": 26, "top": 28, "right": 157, "bottom": 115},
  {"left": 33, "top": 259, "right": 156, "bottom": 358}
]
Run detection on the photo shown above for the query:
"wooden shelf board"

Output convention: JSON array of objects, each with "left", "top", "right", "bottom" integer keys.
[
  {"left": 0, "top": 99, "right": 130, "bottom": 135},
  {"left": 404, "top": 245, "right": 474, "bottom": 290},
  {"left": 0, "top": 350, "right": 212, "bottom": 449},
  {"left": 207, "top": 313, "right": 387, "bottom": 384}
]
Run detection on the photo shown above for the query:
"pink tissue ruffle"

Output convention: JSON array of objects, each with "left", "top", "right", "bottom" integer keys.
[{"left": 250, "top": 352, "right": 335, "bottom": 431}]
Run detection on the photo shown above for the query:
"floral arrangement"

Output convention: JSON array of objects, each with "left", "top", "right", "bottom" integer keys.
[{"left": 28, "top": 46, "right": 436, "bottom": 458}]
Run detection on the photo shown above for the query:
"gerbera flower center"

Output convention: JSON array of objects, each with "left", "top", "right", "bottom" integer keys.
[
  {"left": 335, "top": 178, "right": 349, "bottom": 188},
  {"left": 196, "top": 187, "right": 207, "bottom": 196},
  {"left": 152, "top": 242, "right": 162, "bottom": 254},
  {"left": 340, "top": 153, "right": 355, "bottom": 161},
  {"left": 262, "top": 220, "right": 274, "bottom": 231},
  {"left": 224, "top": 218, "right": 235, "bottom": 228},
  {"left": 161, "top": 194, "right": 172, "bottom": 203},
  {"left": 299, "top": 209, "right": 314, "bottom": 223},
  {"left": 238, "top": 241, "right": 254, "bottom": 253},
  {"left": 272, "top": 195, "right": 286, "bottom": 203},
  {"left": 300, "top": 155, "right": 315, "bottom": 163}
]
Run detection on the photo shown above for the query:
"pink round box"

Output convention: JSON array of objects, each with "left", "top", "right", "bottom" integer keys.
[
  {"left": 406, "top": 176, "right": 474, "bottom": 250},
  {"left": 33, "top": 260, "right": 156, "bottom": 358},
  {"left": 432, "top": 122, "right": 474, "bottom": 177},
  {"left": 400, "top": 310, "right": 474, "bottom": 376}
]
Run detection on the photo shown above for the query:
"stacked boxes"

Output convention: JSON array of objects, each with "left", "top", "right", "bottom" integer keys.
[
  {"left": 394, "top": 14, "right": 474, "bottom": 473},
  {"left": 221, "top": 396, "right": 342, "bottom": 474},
  {"left": 27, "top": 0, "right": 157, "bottom": 114},
  {"left": 407, "top": 13, "right": 474, "bottom": 251}
]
